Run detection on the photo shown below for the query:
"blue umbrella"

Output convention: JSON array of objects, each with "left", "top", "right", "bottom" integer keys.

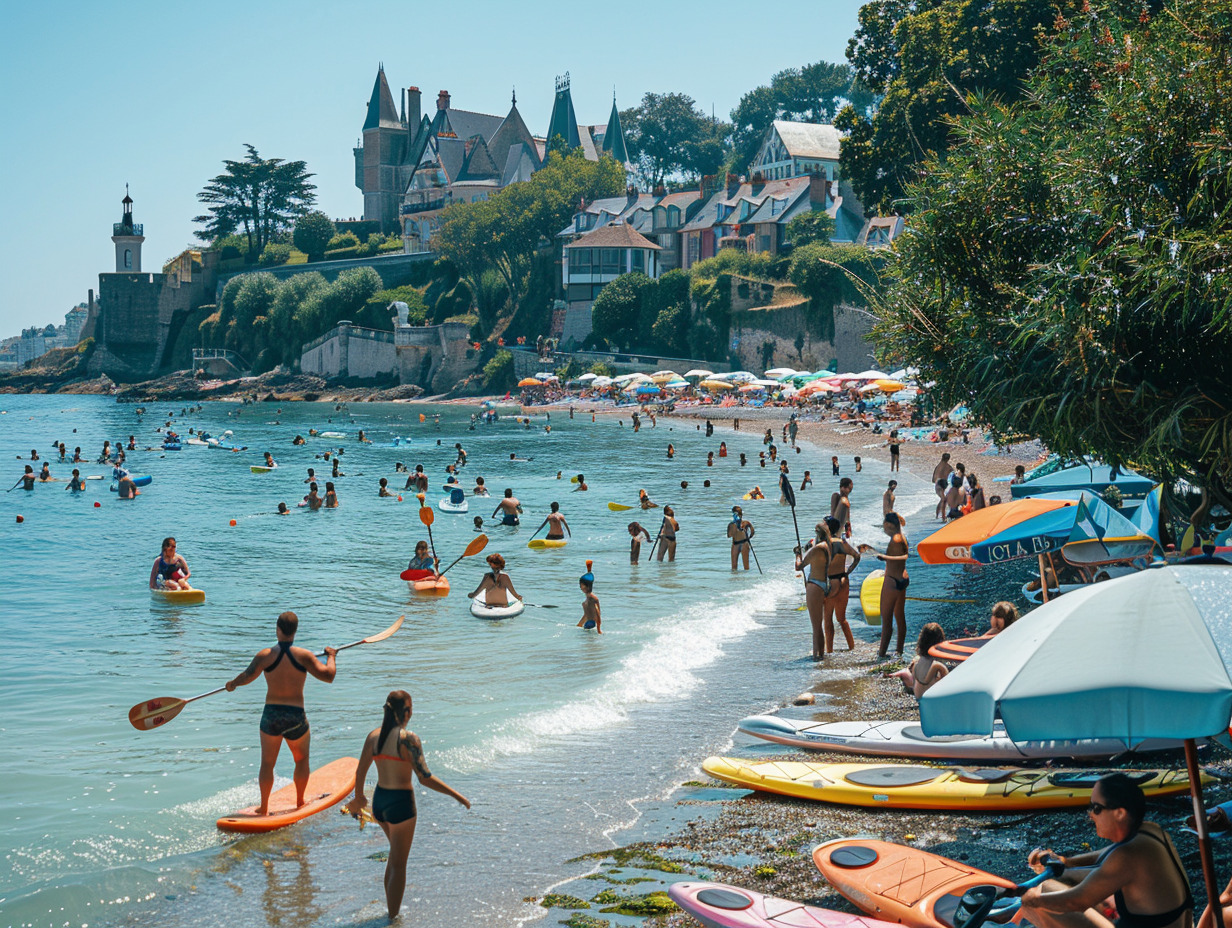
[
  {"left": 970, "top": 492, "right": 1154, "bottom": 565},
  {"left": 634, "top": 383, "right": 660, "bottom": 395}
]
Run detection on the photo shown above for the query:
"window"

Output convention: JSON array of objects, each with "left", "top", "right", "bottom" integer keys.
[
  {"left": 667, "top": 205, "right": 680, "bottom": 226},
  {"left": 568, "top": 249, "right": 592, "bottom": 272},
  {"left": 631, "top": 249, "right": 644, "bottom": 273},
  {"left": 688, "top": 235, "right": 700, "bottom": 264},
  {"left": 600, "top": 248, "right": 622, "bottom": 274},
  {"left": 124, "top": 249, "right": 132, "bottom": 269}
]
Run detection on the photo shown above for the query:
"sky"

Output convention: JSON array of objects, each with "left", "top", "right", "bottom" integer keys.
[{"left": 0, "top": 0, "right": 864, "bottom": 336}]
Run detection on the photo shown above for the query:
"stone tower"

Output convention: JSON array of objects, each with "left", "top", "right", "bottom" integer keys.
[
  {"left": 111, "top": 186, "right": 144, "bottom": 272},
  {"left": 358, "top": 64, "right": 407, "bottom": 233}
]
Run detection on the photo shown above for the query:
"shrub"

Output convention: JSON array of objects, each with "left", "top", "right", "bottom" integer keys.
[
  {"left": 482, "top": 349, "right": 515, "bottom": 392},
  {"left": 258, "top": 243, "right": 291, "bottom": 266},
  {"left": 293, "top": 211, "right": 335, "bottom": 262},
  {"left": 588, "top": 361, "right": 615, "bottom": 377},
  {"left": 327, "top": 231, "right": 360, "bottom": 250}
]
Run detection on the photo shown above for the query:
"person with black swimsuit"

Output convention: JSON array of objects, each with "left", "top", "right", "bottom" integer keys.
[
  {"left": 346, "top": 690, "right": 470, "bottom": 923},
  {"left": 1022, "top": 773, "right": 1193, "bottom": 928},
  {"left": 226, "top": 612, "right": 337, "bottom": 815}
]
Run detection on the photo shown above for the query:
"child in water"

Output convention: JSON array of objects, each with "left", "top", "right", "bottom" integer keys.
[
  {"left": 627, "top": 522, "right": 651, "bottom": 562},
  {"left": 576, "top": 561, "right": 601, "bottom": 634}
]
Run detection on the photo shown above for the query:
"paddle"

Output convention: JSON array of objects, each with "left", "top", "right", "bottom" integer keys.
[
  {"left": 951, "top": 858, "right": 1064, "bottom": 928},
  {"left": 521, "top": 601, "right": 559, "bottom": 609},
  {"left": 780, "top": 472, "right": 811, "bottom": 591},
  {"left": 646, "top": 505, "right": 671, "bottom": 561},
  {"left": 127, "top": 616, "right": 406, "bottom": 731},
  {"left": 607, "top": 502, "right": 633, "bottom": 511},
  {"left": 417, "top": 494, "right": 437, "bottom": 561},
  {"left": 438, "top": 534, "right": 489, "bottom": 578}
]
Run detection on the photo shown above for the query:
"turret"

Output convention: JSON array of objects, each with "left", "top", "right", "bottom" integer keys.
[{"left": 111, "top": 185, "right": 144, "bottom": 272}]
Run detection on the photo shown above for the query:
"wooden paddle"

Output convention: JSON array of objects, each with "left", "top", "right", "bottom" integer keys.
[
  {"left": 438, "top": 533, "right": 488, "bottom": 578},
  {"left": 607, "top": 502, "right": 633, "bottom": 511},
  {"left": 127, "top": 616, "right": 405, "bottom": 732}
]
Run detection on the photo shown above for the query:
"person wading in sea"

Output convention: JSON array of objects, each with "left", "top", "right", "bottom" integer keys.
[{"left": 226, "top": 612, "right": 337, "bottom": 814}]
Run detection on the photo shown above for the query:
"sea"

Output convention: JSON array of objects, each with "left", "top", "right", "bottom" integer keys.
[{"left": 0, "top": 395, "right": 1020, "bottom": 928}]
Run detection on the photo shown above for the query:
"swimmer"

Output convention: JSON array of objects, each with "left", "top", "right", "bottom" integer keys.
[
  {"left": 472, "top": 516, "right": 484, "bottom": 532},
  {"left": 263, "top": 452, "right": 277, "bottom": 469},
  {"left": 304, "top": 482, "right": 323, "bottom": 510},
  {"left": 379, "top": 478, "right": 393, "bottom": 498},
  {"left": 883, "top": 480, "right": 897, "bottom": 514},
  {"left": 799, "top": 470, "right": 812, "bottom": 490},
  {"left": 627, "top": 522, "right": 651, "bottom": 562},
  {"left": 492, "top": 489, "right": 522, "bottom": 526},
  {"left": 576, "top": 562, "right": 601, "bottom": 633},
  {"left": 638, "top": 489, "right": 658, "bottom": 509},
  {"left": 472, "top": 476, "right": 490, "bottom": 497},
  {"left": 304, "top": 467, "right": 316, "bottom": 484},
  {"left": 667, "top": 444, "right": 675, "bottom": 459},
  {"left": 324, "top": 481, "right": 339, "bottom": 508},
  {"left": 533, "top": 501, "right": 571, "bottom": 541},
  {"left": 66, "top": 469, "right": 85, "bottom": 492},
  {"left": 150, "top": 536, "right": 192, "bottom": 591},
  {"left": 739, "top": 453, "right": 747, "bottom": 466},
  {"left": 38, "top": 462, "right": 51, "bottom": 482},
  {"left": 116, "top": 472, "right": 140, "bottom": 499},
  {"left": 655, "top": 506, "right": 679, "bottom": 562},
  {"left": 680, "top": 480, "right": 688, "bottom": 490},
  {"left": 985, "top": 601, "right": 1019, "bottom": 636},
  {"left": 747, "top": 486, "right": 765, "bottom": 500},
  {"left": 719, "top": 441, "right": 727, "bottom": 457},
  {"left": 707, "top": 451, "right": 714, "bottom": 467},
  {"left": 573, "top": 474, "right": 588, "bottom": 492},
  {"left": 277, "top": 502, "right": 289, "bottom": 514}
]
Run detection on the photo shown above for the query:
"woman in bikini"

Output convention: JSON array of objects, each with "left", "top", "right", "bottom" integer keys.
[
  {"left": 728, "top": 506, "right": 755, "bottom": 571},
  {"left": 467, "top": 553, "right": 521, "bottom": 607},
  {"left": 861, "top": 511, "right": 909, "bottom": 657},
  {"left": 822, "top": 516, "right": 860, "bottom": 652},
  {"left": 149, "top": 537, "right": 192, "bottom": 591},
  {"left": 344, "top": 691, "right": 470, "bottom": 922},
  {"left": 795, "top": 523, "right": 833, "bottom": 661},
  {"left": 908, "top": 622, "right": 948, "bottom": 697},
  {"left": 656, "top": 506, "right": 679, "bottom": 562}
]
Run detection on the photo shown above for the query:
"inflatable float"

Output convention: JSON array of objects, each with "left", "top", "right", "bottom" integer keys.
[{"left": 470, "top": 597, "right": 524, "bottom": 619}]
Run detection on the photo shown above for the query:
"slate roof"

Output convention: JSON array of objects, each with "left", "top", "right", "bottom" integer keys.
[
  {"left": 546, "top": 86, "right": 582, "bottom": 153},
  {"left": 442, "top": 108, "right": 505, "bottom": 144},
  {"left": 770, "top": 120, "right": 843, "bottom": 160},
  {"left": 364, "top": 67, "right": 401, "bottom": 130},
  {"left": 488, "top": 102, "right": 540, "bottom": 175},
  {"left": 564, "top": 222, "right": 661, "bottom": 250},
  {"left": 602, "top": 99, "right": 629, "bottom": 163},
  {"left": 679, "top": 176, "right": 812, "bottom": 233}
]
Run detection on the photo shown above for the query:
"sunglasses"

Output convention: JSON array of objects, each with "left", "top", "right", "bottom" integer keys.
[{"left": 1088, "top": 800, "right": 1118, "bottom": 815}]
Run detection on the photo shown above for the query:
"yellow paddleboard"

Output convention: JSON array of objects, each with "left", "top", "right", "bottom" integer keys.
[
  {"left": 701, "top": 757, "right": 1201, "bottom": 811},
  {"left": 217, "top": 757, "right": 356, "bottom": 833},
  {"left": 151, "top": 588, "right": 206, "bottom": 605},
  {"left": 528, "top": 538, "right": 568, "bottom": 549},
  {"left": 860, "top": 570, "right": 883, "bottom": 624}
]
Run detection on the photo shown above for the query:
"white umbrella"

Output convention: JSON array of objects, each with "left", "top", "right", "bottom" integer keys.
[
  {"left": 534, "top": 372, "right": 557, "bottom": 380},
  {"left": 855, "top": 368, "right": 889, "bottom": 380},
  {"left": 611, "top": 373, "right": 642, "bottom": 383},
  {"left": 663, "top": 379, "right": 689, "bottom": 389},
  {"left": 921, "top": 564, "right": 1232, "bottom": 919},
  {"left": 591, "top": 376, "right": 613, "bottom": 387},
  {"left": 752, "top": 379, "right": 782, "bottom": 387},
  {"left": 578, "top": 372, "right": 598, "bottom": 381},
  {"left": 725, "top": 371, "right": 756, "bottom": 383},
  {"left": 684, "top": 369, "right": 714, "bottom": 380},
  {"left": 764, "top": 367, "right": 796, "bottom": 379}
]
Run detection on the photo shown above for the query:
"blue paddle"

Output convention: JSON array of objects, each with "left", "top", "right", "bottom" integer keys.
[{"left": 953, "top": 858, "right": 1064, "bottom": 928}]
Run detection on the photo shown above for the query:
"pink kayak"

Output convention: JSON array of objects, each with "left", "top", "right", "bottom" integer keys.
[{"left": 669, "top": 881, "right": 901, "bottom": 928}]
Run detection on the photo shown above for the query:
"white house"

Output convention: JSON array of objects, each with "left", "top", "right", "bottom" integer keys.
[
  {"left": 559, "top": 221, "right": 661, "bottom": 345},
  {"left": 748, "top": 120, "right": 843, "bottom": 181}
]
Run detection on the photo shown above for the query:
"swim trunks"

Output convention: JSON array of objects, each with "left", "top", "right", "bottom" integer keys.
[
  {"left": 372, "top": 785, "right": 416, "bottom": 824},
  {"left": 583, "top": 619, "right": 597, "bottom": 630},
  {"left": 501, "top": 513, "right": 519, "bottom": 526},
  {"left": 260, "top": 704, "right": 309, "bottom": 740}
]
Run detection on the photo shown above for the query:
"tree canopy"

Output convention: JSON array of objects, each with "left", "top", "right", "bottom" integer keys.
[
  {"left": 838, "top": 0, "right": 1075, "bottom": 212},
  {"left": 871, "top": 0, "right": 1232, "bottom": 519},
  {"left": 293, "top": 211, "right": 336, "bottom": 262},
  {"left": 195, "top": 144, "right": 316, "bottom": 258},
  {"left": 620, "top": 93, "right": 729, "bottom": 188}
]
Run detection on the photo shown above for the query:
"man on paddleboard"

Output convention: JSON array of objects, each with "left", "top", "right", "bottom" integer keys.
[{"left": 225, "top": 612, "right": 337, "bottom": 814}]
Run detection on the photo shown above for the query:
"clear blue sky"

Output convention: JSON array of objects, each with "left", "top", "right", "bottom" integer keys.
[{"left": 0, "top": 0, "right": 864, "bottom": 335}]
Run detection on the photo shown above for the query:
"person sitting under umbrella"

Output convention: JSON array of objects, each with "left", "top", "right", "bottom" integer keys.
[{"left": 1021, "top": 772, "right": 1192, "bottom": 928}]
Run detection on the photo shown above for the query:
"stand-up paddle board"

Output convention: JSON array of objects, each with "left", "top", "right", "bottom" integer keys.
[
  {"left": 669, "top": 880, "right": 900, "bottom": 928},
  {"left": 527, "top": 538, "right": 568, "bottom": 549},
  {"left": 216, "top": 757, "right": 357, "bottom": 833},
  {"left": 700, "top": 757, "right": 1199, "bottom": 810},
  {"left": 813, "top": 839, "right": 1018, "bottom": 928},
  {"left": 860, "top": 570, "right": 883, "bottom": 625},
  {"left": 736, "top": 716, "right": 1187, "bottom": 762},
  {"left": 251, "top": 465, "right": 277, "bottom": 474},
  {"left": 150, "top": 588, "right": 206, "bottom": 605}
]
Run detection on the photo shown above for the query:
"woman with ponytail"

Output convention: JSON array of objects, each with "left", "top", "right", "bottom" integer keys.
[
  {"left": 576, "top": 561, "right": 602, "bottom": 633},
  {"left": 345, "top": 690, "right": 470, "bottom": 922}
]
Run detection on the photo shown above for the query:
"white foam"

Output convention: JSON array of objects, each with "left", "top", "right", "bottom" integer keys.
[{"left": 439, "top": 576, "right": 794, "bottom": 772}]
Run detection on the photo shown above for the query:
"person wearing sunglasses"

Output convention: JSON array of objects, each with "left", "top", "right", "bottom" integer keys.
[{"left": 1020, "top": 772, "right": 1192, "bottom": 928}]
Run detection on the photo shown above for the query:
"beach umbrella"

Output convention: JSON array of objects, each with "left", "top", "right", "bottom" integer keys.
[
  {"left": 663, "top": 379, "right": 689, "bottom": 390},
  {"left": 764, "top": 367, "right": 796, "bottom": 379},
  {"left": 578, "top": 372, "right": 598, "bottom": 382},
  {"left": 916, "top": 498, "right": 1077, "bottom": 565},
  {"left": 832, "top": 372, "right": 862, "bottom": 383},
  {"left": 700, "top": 379, "right": 734, "bottom": 391},
  {"left": 634, "top": 383, "right": 661, "bottom": 395},
  {"left": 739, "top": 384, "right": 766, "bottom": 393},
  {"left": 920, "top": 564, "right": 1232, "bottom": 924},
  {"left": 855, "top": 368, "right": 889, "bottom": 380},
  {"left": 534, "top": 372, "right": 557, "bottom": 381},
  {"left": 780, "top": 385, "right": 799, "bottom": 397},
  {"left": 725, "top": 371, "right": 756, "bottom": 383},
  {"left": 684, "top": 369, "right": 714, "bottom": 380},
  {"left": 517, "top": 377, "right": 543, "bottom": 388},
  {"left": 591, "top": 376, "right": 613, "bottom": 387},
  {"left": 875, "top": 379, "right": 905, "bottom": 393},
  {"left": 650, "top": 370, "right": 679, "bottom": 383}
]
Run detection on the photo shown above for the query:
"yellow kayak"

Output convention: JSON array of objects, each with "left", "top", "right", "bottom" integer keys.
[
  {"left": 528, "top": 538, "right": 568, "bottom": 549},
  {"left": 150, "top": 587, "right": 206, "bottom": 605},
  {"left": 701, "top": 757, "right": 1201, "bottom": 811},
  {"left": 860, "top": 570, "right": 883, "bottom": 624}
]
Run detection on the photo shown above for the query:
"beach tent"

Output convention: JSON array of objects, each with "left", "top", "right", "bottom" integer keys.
[{"left": 855, "top": 369, "right": 889, "bottom": 380}]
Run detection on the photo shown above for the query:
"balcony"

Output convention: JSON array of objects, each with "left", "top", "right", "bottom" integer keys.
[
  {"left": 400, "top": 196, "right": 447, "bottom": 216},
  {"left": 113, "top": 222, "right": 143, "bottom": 236}
]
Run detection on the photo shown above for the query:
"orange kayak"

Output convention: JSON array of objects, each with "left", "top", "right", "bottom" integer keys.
[
  {"left": 217, "top": 756, "right": 356, "bottom": 833},
  {"left": 411, "top": 575, "right": 450, "bottom": 596}
]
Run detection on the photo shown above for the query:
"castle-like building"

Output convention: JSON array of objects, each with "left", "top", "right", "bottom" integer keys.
[{"left": 353, "top": 67, "right": 629, "bottom": 247}]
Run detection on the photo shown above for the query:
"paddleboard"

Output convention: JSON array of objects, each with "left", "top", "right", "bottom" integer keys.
[
  {"left": 320, "top": 431, "right": 346, "bottom": 439},
  {"left": 669, "top": 880, "right": 899, "bottom": 928},
  {"left": 216, "top": 756, "right": 357, "bottom": 833},
  {"left": 813, "top": 839, "right": 1017, "bottom": 928},
  {"left": 438, "top": 497, "right": 469, "bottom": 513},
  {"left": 410, "top": 575, "right": 450, "bottom": 596},
  {"left": 736, "top": 716, "right": 1188, "bottom": 762},
  {"left": 860, "top": 570, "right": 883, "bottom": 624},
  {"left": 528, "top": 538, "right": 568, "bottom": 549},
  {"left": 929, "top": 637, "right": 993, "bottom": 662},
  {"left": 251, "top": 465, "right": 277, "bottom": 474},
  {"left": 110, "top": 474, "right": 153, "bottom": 492},
  {"left": 187, "top": 438, "right": 209, "bottom": 446},
  {"left": 700, "top": 757, "right": 1200, "bottom": 810},
  {"left": 470, "top": 598, "right": 524, "bottom": 619},
  {"left": 150, "top": 587, "right": 206, "bottom": 605}
]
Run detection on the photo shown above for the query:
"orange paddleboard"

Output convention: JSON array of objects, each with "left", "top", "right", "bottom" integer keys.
[{"left": 216, "top": 756, "right": 357, "bottom": 833}]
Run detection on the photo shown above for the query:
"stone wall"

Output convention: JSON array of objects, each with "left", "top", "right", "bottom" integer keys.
[
  {"left": 394, "top": 321, "right": 478, "bottom": 393},
  {"left": 301, "top": 324, "right": 397, "bottom": 379}
]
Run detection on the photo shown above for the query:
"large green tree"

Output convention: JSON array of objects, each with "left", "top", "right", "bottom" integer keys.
[
  {"left": 195, "top": 144, "right": 316, "bottom": 259},
  {"left": 872, "top": 0, "right": 1232, "bottom": 521},
  {"left": 729, "top": 61, "right": 873, "bottom": 176},
  {"left": 838, "top": 0, "right": 1076, "bottom": 212},
  {"left": 293, "top": 211, "right": 335, "bottom": 262},
  {"left": 620, "top": 93, "right": 730, "bottom": 187}
]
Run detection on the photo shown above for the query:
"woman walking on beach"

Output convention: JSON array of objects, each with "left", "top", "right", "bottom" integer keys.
[
  {"left": 344, "top": 690, "right": 470, "bottom": 923},
  {"left": 795, "top": 523, "right": 833, "bottom": 661},
  {"left": 862, "top": 512, "right": 909, "bottom": 657},
  {"left": 823, "top": 516, "right": 860, "bottom": 653}
]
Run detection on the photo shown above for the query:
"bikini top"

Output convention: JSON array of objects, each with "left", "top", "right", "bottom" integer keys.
[
  {"left": 375, "top": 730, "right": 412, "bottom": 764},
  {"left": 265, "top": 640, "right": 307, "bottom": 675},
  {"left": 1098, "top": 825, "right": 1192, "bottom": 928}
]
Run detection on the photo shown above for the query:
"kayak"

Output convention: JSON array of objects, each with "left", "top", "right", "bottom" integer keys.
[
  {"left": 859, "top": 570, "right": 883, "bottom": 625},
  {"left": 150, "top": 587, "right": 206, "bottom": 605},
  {"left": 528, "top": 538, "right": 568, "bottom": 549},
  {"left": 162, "top": 443, "right": 182, "bottom": 451},
  {"left": 813, "top": 839, "right": 1018, "bottom": 928},
  {"left": 438, "top": 496, "right": 469, "bottom": 513},
  {"left": 216, "top": 756, "right": 356, "bottom": 833},
  {"left": 410, "top": 575, "right": 450, "bottom": 596},
  {"left": 400, "top": 568, "right": 434, "bottom": 581},
  {"left": 470, "top": 598, "right": 525, "bottom": 619},
  {"left": 110, "top": 474, "right": 153, "bottom": 492},
  {"left": 736, "top": 716, "right": 1188, "bottom": 762},
  {"left": 669, "top": 880, "right": 899, "bottom": 928},
  {"left": 251, "top": 465, "right": 277, "bottom": 474},
  {"left": 700, "top": 757, "right": 1200, "bottom": 810},
  {"left": 929, "top": 636, "right": 993, "bottom": 662}
]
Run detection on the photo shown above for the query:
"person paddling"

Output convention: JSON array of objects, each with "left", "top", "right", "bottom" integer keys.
[
  {"left": 656, "top": 506, "right": 679, "bottom": 562},
  {"left": 149, "top": 536, "right": 192, "bottom": 591},
  {"left": 534, "top": 501, "right": 571, "bottom": 541},
  {"left": 492, "top": 488, "right": 522, "bottom": 526},
  {"left": 225, "top": 612, "right": 337, "bottom": 815},
  {"left": 406, "top": 540, "right": 439, "bottom": 577},
  {"left": 344, "top": 691, "right": 469, "bottom": 923}
]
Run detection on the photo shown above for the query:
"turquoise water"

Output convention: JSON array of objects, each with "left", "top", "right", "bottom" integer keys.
[{"left": 0, "top": 396, "right": 999, "bottom": 928}]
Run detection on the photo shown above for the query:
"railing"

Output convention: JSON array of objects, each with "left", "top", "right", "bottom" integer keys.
[
  {"left": 191, "top": 348, "right": 250, "bottom": 376},
  {"left": 113, "top": 222, "right": 143, "bottom": 236},
  {"left": 400, "top": 197, "right": 447, "bottom": 215}
]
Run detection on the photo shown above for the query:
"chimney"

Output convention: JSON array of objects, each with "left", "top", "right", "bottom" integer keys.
[
  {"left": 437, "top": 89, "right": 450, "bottom": 111},
  {"left": 626, "top": 184, "right": 637, "bottom": 206},
  {"left": 407, "top": 87, "right": 421, "bottom": 127},
  {"left": 809, "top": 173, "right": 830, "bottom": 207}
]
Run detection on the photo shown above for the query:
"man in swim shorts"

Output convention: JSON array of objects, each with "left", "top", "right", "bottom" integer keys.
[
  {"left": 226, "top": 612, "right": 337, "bottom": 815},
  {"left": 493, "top": 488, "right": 522, "bottom": 525}
]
